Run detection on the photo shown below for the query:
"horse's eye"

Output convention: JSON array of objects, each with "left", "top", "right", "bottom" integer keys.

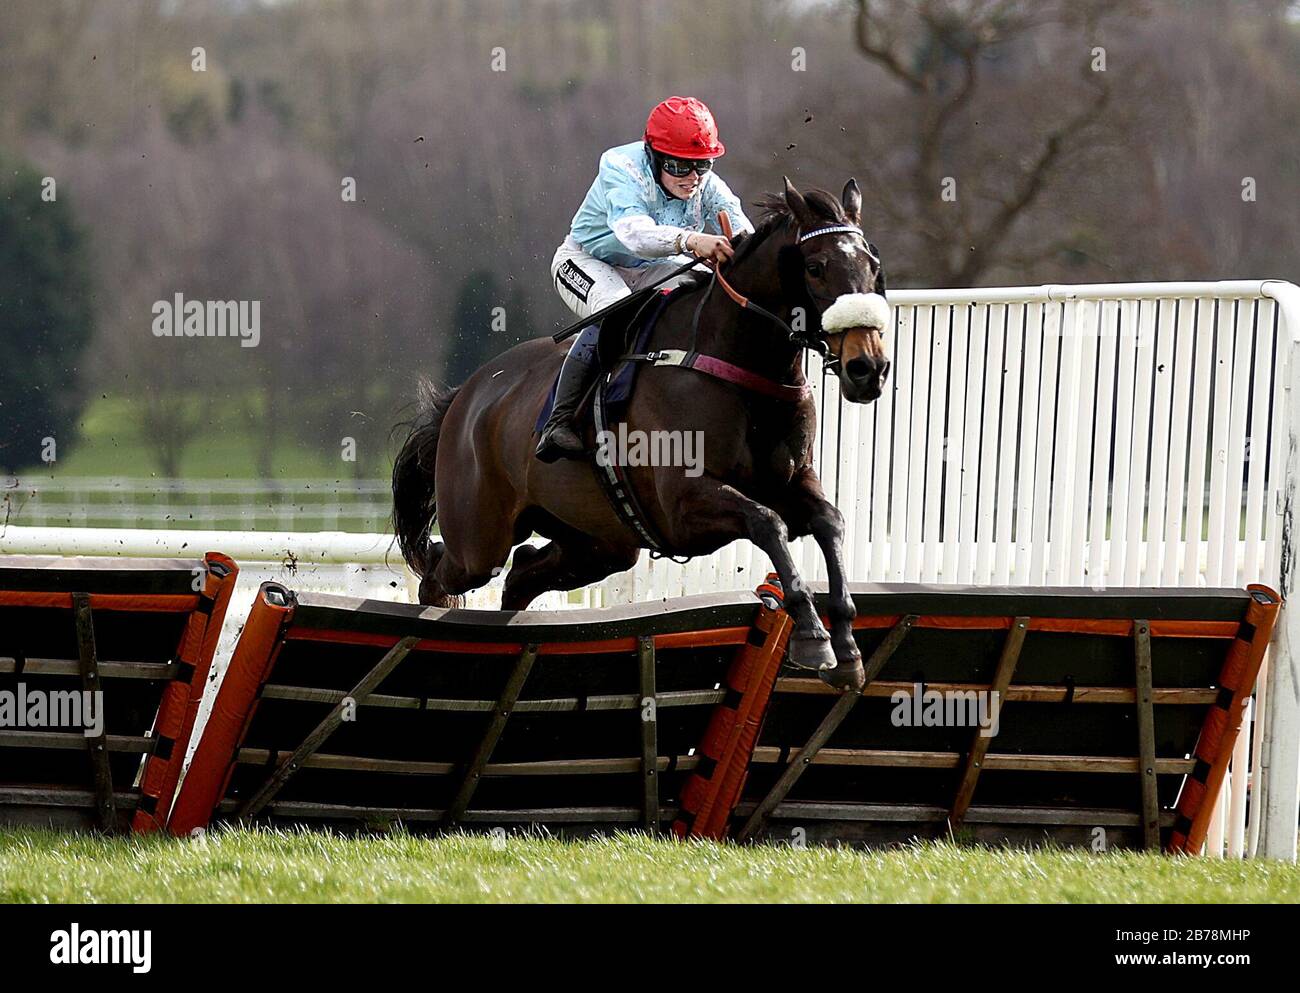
[{"left": 806, "top": 261, "right": 823, "bottom": 278}]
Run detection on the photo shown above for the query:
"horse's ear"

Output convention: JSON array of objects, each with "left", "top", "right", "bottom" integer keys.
[
  {"left": 841, "top": 179, "right": 862, "bottom": 226},
  {"left": 783, "top": 176, "right": 815, "bottom": 229}
]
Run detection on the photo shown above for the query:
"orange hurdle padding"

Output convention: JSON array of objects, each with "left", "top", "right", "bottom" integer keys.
[
  {"left": 674, "top": 580, "right": 793, "bottom": 840},
  {"left": 167, "top": 583, "right": 294, "bottom": 835},
  {"left": 132, "top": 552, "right": 240, "bottom": 832},
  {"left": 1167, "top": 584, "right": 1281, "bottom": 854},
  {"left": 0, "top": 591, "right": 202, "bottom": 611}
]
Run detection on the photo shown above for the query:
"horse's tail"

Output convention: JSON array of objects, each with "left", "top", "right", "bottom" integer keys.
[{"left": 392, "top": 379, "right": 460, "bottom": 577}]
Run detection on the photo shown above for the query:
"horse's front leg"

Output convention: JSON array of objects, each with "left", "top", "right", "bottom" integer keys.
[
  {"left": 674, "top": 480, "right": 836, "bottom": 676},
  {"left": 779, "top": 467, "right": 863, "bottom": 692}
]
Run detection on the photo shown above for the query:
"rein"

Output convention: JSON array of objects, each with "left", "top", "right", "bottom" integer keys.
[
  {"left": 697, "top": 211, "right": 872, "bottom": 375},
  {"left": 620, "top": 212, "right": 878, "bottom": 399}
]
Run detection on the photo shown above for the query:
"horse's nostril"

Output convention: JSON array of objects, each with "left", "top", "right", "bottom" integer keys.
[{"left": 846, "top": 358, "right": 871, "bottom": 381}]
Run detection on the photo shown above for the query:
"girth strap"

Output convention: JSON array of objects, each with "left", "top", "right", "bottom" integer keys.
[
  {"left": 622, "top": 349, "right": 810, "bottom": 403},
  {"left": 590, "top": 379, "right": 681, "bottom": 558}
]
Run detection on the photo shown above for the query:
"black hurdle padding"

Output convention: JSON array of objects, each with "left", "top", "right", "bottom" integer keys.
[
  {"left": 0, "top": 553, "right": 239, "bottom": 834},
  {"left": 171, "top": 579, "right": 1278, "bottom": 852}
]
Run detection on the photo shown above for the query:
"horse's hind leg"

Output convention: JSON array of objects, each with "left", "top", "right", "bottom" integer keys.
[
  {"left": 416, "top": 541, "right": 472, "bottom": 607},
  {"left": 501, "top": 539, "right": 638, "bottom": 611},
  {"left": 417, "top": 529, "right": 514, "bottom": 607},
  {"left": 499, "top": 543, "right": 556, "bottom": 610},
  {"left": 417, "top": 541, "right": 456, "bottom": 607},
  {"left": 422, "top": 457, "right": 521, "bottom": 606}
]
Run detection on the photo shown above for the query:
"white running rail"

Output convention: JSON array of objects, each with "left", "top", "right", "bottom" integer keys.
[{"left": 1, "top": 476, "right": 390, "bottom": 531}]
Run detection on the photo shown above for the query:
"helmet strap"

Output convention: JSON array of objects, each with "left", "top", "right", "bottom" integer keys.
[{"left": 645, "top": 140, "right": 673, "bottom": 198}]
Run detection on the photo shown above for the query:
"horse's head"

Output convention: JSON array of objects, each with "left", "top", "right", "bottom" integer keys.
[{"left": 771, "top": 178, "right": 891, "bottom": 404}]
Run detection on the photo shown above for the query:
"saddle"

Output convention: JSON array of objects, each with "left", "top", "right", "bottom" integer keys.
[
  {"left": 538, "top": 273, "right": 813, "bottom": 558},
  {"left": 534, "top": 287, "right": 680, "bottom": 555},
  {"left": 535, "top": 286, "right": 678, "bottom": 434}
]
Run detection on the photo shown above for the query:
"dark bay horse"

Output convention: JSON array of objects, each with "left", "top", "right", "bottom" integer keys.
[{"left": 393, "top": 178, "right": 890, "bottom": 690}]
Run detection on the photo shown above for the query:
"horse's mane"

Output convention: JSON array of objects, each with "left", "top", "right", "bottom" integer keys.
[
  {"left": 682, "top": 187, "right": 847, "bottom": 290},
  {"left": 735, "top": 188, "right": 846, "bottom": 262}
]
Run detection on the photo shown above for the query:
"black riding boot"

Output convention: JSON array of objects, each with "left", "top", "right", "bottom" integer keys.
[{"left": 535, "top": 329, "right": 600, "bottom": 463}]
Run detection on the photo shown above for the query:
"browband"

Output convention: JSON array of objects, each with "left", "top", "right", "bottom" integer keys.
[
  {"left": 797, "top": 224, "right": 879, "bottom": 263},
  {"left": 797, "top": 224, "right": 863, "bottom": 244}
]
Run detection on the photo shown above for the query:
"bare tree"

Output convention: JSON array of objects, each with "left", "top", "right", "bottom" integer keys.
[
  {"left": 846, "top": 0, "right": 1129, "bottom": 285},
  {"left": 6, "top": 0, "right": 1298, "bottom": 489}
]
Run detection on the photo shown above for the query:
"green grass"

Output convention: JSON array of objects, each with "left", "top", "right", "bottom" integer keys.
[
  {"left": 52, "top": 395, "right": 354, "bottom": 478},
  {"left": 5, "top": 394, "right": 393, "bottom": 530},
  {"left": 2, "top": 828, "right": 1298, "bottom": 903}
]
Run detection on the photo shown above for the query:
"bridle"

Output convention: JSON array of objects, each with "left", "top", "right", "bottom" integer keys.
[
  {"left": 604, "top": 212, "right": 885, "bottom": 558},
  {"left": 797, "top": 224, "right": 881, "bottom": 301},
  {"left": 702, "top": 212, "right": 883, "bottom": 371}
]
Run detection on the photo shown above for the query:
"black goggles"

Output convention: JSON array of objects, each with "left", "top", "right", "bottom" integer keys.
[{"left": 660, "top": 156, "right": 714, "bottom": 178}]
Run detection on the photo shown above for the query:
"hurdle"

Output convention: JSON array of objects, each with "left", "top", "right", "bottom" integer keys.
[
  {"left": 169, "top": 583, "right": 790, "bottom": 835},
  {"left": 169, "top": 578, "right": 1277, "bottom": 853},
  {"left": 727, "top": 584, "right": 1279, "bottom": 852},
  {"left": 0, "top": 554, "right": 238, "bottom": 832}
]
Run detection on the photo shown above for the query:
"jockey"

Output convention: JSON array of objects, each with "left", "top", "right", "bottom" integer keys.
[{"left": 536, "top": 96, "right": 754, "bottom": 462}]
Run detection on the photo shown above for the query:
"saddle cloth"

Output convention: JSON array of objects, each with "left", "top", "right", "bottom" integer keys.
[{"left": 536, "top": 287, "right": 677, "bottom": 433}]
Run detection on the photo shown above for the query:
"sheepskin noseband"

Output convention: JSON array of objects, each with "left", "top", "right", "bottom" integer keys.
[{"left": 820, "top": 293, "right": 891, "bottom": 333}]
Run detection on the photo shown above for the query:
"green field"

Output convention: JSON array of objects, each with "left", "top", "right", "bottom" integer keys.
[
  {"left": 2, "top": 828, "right": 1297, "bottom": 904},
  {"left": 5, "top": 395, "right": 393, "bottom": 531},
  {"left": 51, "top": 396, "right": 364, "bottom": 479}
]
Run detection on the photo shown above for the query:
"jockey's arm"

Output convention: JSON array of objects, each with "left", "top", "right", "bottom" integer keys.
[
  {"left": 600, "top": 153, "right": 750, "bottom": 263},
  {"left": 610, "top": 213, "right": 693, "bottom": 260},
  {"left": 599, "top": 155, "right": 692, "bottom": 260},
  {"left": 606, "top": 191, "right": 752, "bottom": 264},
  {"left": 612, "top": 214, "right": 735, "bottom": 265}
]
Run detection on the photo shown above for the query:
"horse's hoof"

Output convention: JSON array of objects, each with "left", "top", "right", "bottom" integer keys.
[
  {"left": 787, "top": 632, "right": 837, "bottom": 671},
  {"left": 818, "top": 659, "right": 866, "bottom": 693}
]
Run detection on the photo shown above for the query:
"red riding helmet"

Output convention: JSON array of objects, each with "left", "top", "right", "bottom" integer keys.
[{"left": 644, "top": 96, "right": 726, "bottom": 159}]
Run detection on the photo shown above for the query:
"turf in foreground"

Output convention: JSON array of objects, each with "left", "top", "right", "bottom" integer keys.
[{"left": 3, "top": 827, "right": 1298, "bottom": 903}]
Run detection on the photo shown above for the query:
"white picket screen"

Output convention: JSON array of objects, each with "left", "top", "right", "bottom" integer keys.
[{"left": 610, "top": 279, "right": 1300, "bottom": 860}]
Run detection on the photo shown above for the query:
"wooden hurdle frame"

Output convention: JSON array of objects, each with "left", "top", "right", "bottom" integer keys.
[
  {"left": 169, "top": 578, "right": 1278, "bottom": 853},
  {"left": 170, "top": 584, "right": 792, "bottom": 834},
  {"left": 0, "top": 554, "right": 238, "bottom": 833},
  {"left": 714, "top": 585, "right": 1280, "bottom": 853}
]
